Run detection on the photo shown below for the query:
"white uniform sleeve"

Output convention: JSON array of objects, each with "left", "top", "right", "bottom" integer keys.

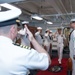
[
  {"left": 35, "top": 32, "right": 40, "bottom": 36},
  {"left": 55, "top": 34, "right": 58, "bottom": 40},
  {"left": 73, "top": 31, "right": 75, "bottom": 49},
  {"left": 25, "top": 48, "right": 49, "bottom": 70}
]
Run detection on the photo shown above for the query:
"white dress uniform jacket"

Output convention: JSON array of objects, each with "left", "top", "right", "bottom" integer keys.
[
  {"left": 69, "top": 30, "right": 75, "bottom": 60},
  {"left": 0, "top": 36, "right": 49, "bottom": 75},
  {"left": 56, "top": 34, "right": 66, "bottom": 63},
  {"left": 44, "top": 33, "right": 50, "bottom": 52},
  {"left": 56, "top": 34, "right": 66, "bottom": 47},
  {"left": 18, "top": 28, "right": 31, "bottom": 47},
  {"left": 35, "top": 31, "right": 43, "bottom": 46},
  {"left": 21, "top": 35, "right": 30, "bottom": 47},
  {"left": 69, "top": 30, "right": 75, "bottom": 75}
]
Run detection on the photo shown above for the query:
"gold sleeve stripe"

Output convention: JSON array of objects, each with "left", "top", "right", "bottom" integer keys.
[
  {"left": 20, "top": 44, "right": 31, "bottom": 50},
  {"left": 20, "top": 44, "right": 22, "bottom": 47},
  {"left": 13, "top": 43, "right": 31, "bottom": 50}
]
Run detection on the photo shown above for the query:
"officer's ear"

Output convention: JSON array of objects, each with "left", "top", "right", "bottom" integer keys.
[{"left": 10, "top": 25, "right": 16, "bottom": 35}]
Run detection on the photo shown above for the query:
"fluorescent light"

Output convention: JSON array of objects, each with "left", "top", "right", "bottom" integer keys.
[
  {"left": 31, "top": 15, "right": 43, "bottom": 20},
  {"left": 47, "top": 21, "right": 53, "bottom": 24},
  {"left": 0, "top": 4, "right": 1, "bottom": 11},
  {"left": 22, "top": 21, "right": 29, "bottom": 24}
]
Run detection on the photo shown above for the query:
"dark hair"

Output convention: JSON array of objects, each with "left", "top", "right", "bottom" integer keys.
[
  {"left": 45, "top": 31, "right": 48, "bottom": 33},
  {"left": 70, "top": 21, "right": 75, "bottom": 24},
  {"left": 57, "top": 28, "right": 62, "bottom": 30}
]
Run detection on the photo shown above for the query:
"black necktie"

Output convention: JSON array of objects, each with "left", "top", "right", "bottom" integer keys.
[
  {"left": 49, "top": 35, "right": 51, "bottom": 40},
  {"left": 69, "top": 30, "right": 74, "bottom": 41},
  {"left": 40, "top": 34, "right": 43, "bottom": 39}
]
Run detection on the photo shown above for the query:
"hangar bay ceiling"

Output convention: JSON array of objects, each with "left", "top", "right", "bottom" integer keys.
[{"left": 0, "top": 0, "right": 75, "bottom": 28}]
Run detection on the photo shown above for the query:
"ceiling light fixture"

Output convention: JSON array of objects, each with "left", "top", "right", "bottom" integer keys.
[
  {"left": 31, "top": 14, "right": 43, "bottom": 20},
  {"left": 47, "top": 21, "right": 53, "bottom": 24},
  {"left": 22, "top": 21, "right": 29, "bottom": 24},
  {"left": 0, "top": 5, "right": 1, "bottom": 11}
]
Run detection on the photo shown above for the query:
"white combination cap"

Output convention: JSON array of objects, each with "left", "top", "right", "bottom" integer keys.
[
  {"left": 0, "top": 3, "right": 22, "bottom": 27},
  {"left": 22, "top": 21, "right": 29, "bottom": 24},
  {"left": 37, "top": 27, "right": 42, "bottom": 30},
  {"left": 45, "top": 29, "right": 49, "bottom": 31},
  {"left": 70, "top": 18, "right": 75, "bottom": 22},
  {"left": 50, "top": 30, "right": 52, "bottom": 32}
]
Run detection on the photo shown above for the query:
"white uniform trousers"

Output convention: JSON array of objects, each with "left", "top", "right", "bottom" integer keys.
[
  {"left": 46, "top": 44, "right": 50, "bottom": 53},
  {"left": 44, "top": 40, "right": 50, "bottom": 53},
  {"left": 57, "top": 43, "right": 64, "bottom": 62}
]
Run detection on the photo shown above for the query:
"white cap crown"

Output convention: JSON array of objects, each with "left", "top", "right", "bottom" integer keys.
[{"left": 37, "top": 27, "right": 42, "bottom": 30}]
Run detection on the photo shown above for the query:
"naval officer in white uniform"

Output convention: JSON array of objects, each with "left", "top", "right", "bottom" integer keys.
[
  {"left": 54, "top": 28, "right": 66, "bottom": 64},
  {"left": 0, "top": 3, "right": 51, "bottom": 75},
  {"left": 18, "top": 21, "right": 31, "bottom": 47},
  {"left": 44, "top": 29, "right": 51, "bottom": 53},
  {"left": 69, "top": 18, "right": 75, "bottom": 75},
  {"left": 35, "top": 27, "right": 44, "bottom": 46}
]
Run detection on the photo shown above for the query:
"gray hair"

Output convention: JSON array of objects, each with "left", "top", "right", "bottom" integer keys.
[{"left": 0, "top": 24, "right": 17, "bottom": 34}]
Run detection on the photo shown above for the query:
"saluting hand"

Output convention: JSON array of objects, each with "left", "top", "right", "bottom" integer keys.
[{"left": 24, "top": 25, "right": 34, "bottom": 42}]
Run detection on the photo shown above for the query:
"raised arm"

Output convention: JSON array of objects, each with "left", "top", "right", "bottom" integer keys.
[{"left": 25, "top": 25, "right": 51, "bottom": 64}]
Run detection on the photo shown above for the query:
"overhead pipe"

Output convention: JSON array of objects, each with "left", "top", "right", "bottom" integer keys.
[
  {"left": 59, "top": 0, "right": 68, "bottom": 13},
  {"left": 69, "top": 0, "right": 73, "bottom": 12},
  {"left": 41, "top": 13, "right": 75, "bottom": 17}
]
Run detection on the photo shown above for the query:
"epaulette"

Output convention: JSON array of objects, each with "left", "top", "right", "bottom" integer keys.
[{"left": 13, "top": 43, "right": 31, "bottom": 50}]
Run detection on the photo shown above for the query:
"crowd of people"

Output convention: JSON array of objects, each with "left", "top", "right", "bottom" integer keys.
[{"left": 34, "top": 27, "right": 66, "bottom": 64}]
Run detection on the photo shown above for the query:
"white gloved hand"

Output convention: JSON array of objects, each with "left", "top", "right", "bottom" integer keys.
[
  {"left": 18, "top": 28, "right": 26, "bottom": 35},
  {"left": 24, "top": 25, "right": 34, "bottom": 42}
]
